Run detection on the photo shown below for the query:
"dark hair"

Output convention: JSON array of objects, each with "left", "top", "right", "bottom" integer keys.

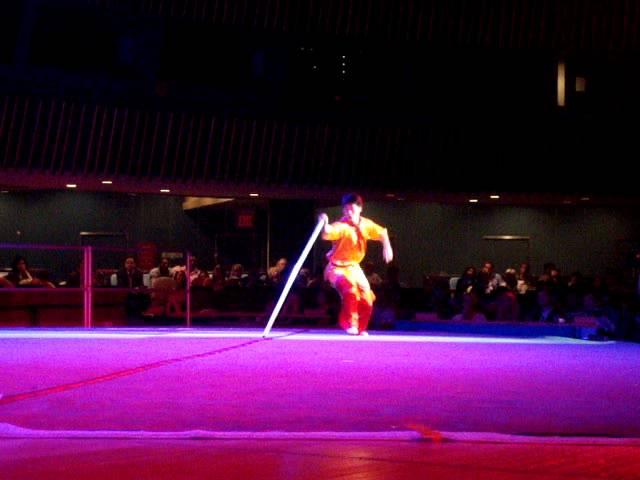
[
  {"left": 11, "top": 255, "right": 27, "bottom": 272},
  {"left": 341, "top": 193, "right": 363, "bottom": 207}
]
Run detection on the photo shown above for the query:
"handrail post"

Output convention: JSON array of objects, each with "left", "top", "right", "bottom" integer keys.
[
  {"left": 82, "top": 246, "right": 93, "bottom": 328},
  {"left": 185, "top": 251, "right": 192, "bottom": 328}
]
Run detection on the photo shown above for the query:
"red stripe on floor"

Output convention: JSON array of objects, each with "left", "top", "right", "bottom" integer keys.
[{"left": 0, "top": 338, "right": 268, "bottom": 405}]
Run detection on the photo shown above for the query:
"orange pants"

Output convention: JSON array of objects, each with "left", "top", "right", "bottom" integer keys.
[{"left": 325, "top": 263, "right": 375, "bottom": 332}]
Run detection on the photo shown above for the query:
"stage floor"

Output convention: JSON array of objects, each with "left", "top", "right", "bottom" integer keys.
[{"left": 1, "top": 327, "right": 639, "bottom": 479}]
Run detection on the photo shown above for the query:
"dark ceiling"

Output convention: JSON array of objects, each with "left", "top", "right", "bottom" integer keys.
[{"left": 1, "top": 0, "right": 639, "bottom": 204}]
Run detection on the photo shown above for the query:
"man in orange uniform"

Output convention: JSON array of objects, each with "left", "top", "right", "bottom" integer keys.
[{"left": 319, "top": 193, "right": 393, "bottom": 336}]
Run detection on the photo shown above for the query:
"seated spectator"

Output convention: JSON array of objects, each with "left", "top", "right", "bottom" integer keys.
[
  {"left": 373, "top": 264, "right": 406, "bottom": 325},
  {"left": 456, "top": 266, "right": 478, "bottom": 295},
  {"left": 116, "top": 256, "right": 148, "bottom": 323},
  {"left": 454, "top": 266, "right": 478, "bottom": 310},
  {"left": 478, "top": 260, "right": 506, "bottom": 297},
  {"left": 166, "top": 270, "right": 186, "bottom": 316},
  {"left": 204, "top": 264, "right": 226, "bottom": 292},
  {"left": 363, "top": 261, "right": 383, "bottom": 288},
  {"left": 515, "top": 262, "right": 534, "bottom": 293},
  {"left": 149, "top": 257, "right": 173, "bottom": 281},
  {"left": 572, "top": 291, "right": 618, "bottom": 339},
  {"left": 503, "top": 268, "right": 518, "bottom": 291},
  {"left": 537, "top": 262, "right": 556, "bottom": 284},
  {"left": 116, "top": 256, "right": 144, "bottom": 289},
  {"left": 172, "top": 256, "right": 206, "bottom": 286},
  {"left": 451, "top": 290, "right": 487, "bottom": 322},
  {"left": 297, "top": 268, "right": 312, "bottom": 288},
  {"left": 144, "top": 275, "right": 177, "bottom": 317},
  {"left": 6, "top": 255, "right": 55, "bottom": 288},
  {"left": 493, "top": 286, "right": 520, "bottom": 321},
  {"left": 225, "top": 263, "right": 249, "bottom": 288},
  {"left": 528, "top": 287, "right": 564, "bottom": 323},
  {"left": 268, "top": 258, "right": 288, "bottom": 285}
]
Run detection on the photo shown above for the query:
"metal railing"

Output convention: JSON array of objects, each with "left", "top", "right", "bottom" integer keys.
[{"left": 0, "top": 242, "right": 193, "bottom": 328}]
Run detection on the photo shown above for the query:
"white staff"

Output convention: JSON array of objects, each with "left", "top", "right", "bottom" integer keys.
[{"left": 262, "top": 218, "right": 325, "bottom": 338}]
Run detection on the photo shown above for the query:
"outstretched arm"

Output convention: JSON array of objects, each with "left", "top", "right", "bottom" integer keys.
[{"left": 381, "top": 230, "right": 393, "bottom": 263}]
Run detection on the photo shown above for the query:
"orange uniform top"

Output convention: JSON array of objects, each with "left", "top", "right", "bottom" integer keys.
[{"left": 322, "top": 216, "right": 387, "bottom": 267}]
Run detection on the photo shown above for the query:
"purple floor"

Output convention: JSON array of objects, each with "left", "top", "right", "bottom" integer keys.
[{"left": 1, "top": 327, "right": 639, "bottom": 478}]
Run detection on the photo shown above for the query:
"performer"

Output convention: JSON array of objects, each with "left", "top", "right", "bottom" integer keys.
[{"left": 319, "top": 193, "right": 393, "bottom": 336}]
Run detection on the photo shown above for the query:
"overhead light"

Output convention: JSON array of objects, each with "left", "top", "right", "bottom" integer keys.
[
  {"left": 385, "top": 193, "right": 396, "bottom": 198},
  {"left": 249, "top": 193, "right": 260, "bottom": 197},
  {"left": 1, "top": 190, "right": 8, "bottom": 194},
  {"left": 489, "top": 195, "right": 500, "bottom": 199},
  {"left": 66, "top": 184, "right": 77, "bottom": 189},
  {"left": 557, "top": 61, "right": 566, "bottom": 107},
  {"left": 182, "top": 197, "right": 234, "bottom": 210},
  {"left": 160, "top": 189, "right": 171, "bottom": 193},
  {"left": 469, "top": 199, "right": 479, "bottom": 203},
  {"left": 101, "top": 180, "right": 113, "bottom": 185},
  {"left": 580, "top": 197, "right": 590, "bottom": 201}
]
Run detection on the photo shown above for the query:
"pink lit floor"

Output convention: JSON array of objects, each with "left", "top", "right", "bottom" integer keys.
[{"left": 1, "top": 327, "right": 639, "bottom": 479}]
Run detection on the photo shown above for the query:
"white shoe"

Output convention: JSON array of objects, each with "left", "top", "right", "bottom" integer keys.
[
  {"left": 359, "top": 331, "right": 369, "bottom": 337},
  {"left": 346, "top": 326, "right": 359, "bottom": 335}
]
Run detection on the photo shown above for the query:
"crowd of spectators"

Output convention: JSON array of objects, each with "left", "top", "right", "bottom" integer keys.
[{"left": 2, "top": 252, "right": 640, "bottom": 339}]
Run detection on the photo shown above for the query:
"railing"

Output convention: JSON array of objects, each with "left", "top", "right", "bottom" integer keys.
[{"left": 0, "top": 242, "right": 194, "bottom": 328}]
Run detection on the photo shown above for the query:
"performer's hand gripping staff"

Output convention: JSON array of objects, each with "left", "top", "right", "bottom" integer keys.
[{"left": 262, "top": 216, "right": 327, "bottom": 338}]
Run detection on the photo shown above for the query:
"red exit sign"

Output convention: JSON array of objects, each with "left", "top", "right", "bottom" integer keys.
[{"left": 237, "top": 210, "right": 255, "bottom": 228}]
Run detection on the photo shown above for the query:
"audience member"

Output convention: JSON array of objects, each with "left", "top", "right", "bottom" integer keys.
[
  {"left": 573, "top": 291, "right": 618, "bottom": 339},
  {"left": 451, "top": 290, "right": 487, "bottom": 322},
  {"left": 363, "top": 261, "right": 383, "bottom": 288},
  {"left": 116, "top": 256, "right": 144, "bottom": 288},
  {"left": 267, "top": 257, "right": 288, "bottom": 285},
  {"left": 493, "top": 286, "right": 520, "bottom": 321},
  {"left": 149, "top": 257, "right": 172, "bottom": 281},
  {"left": 6, "top": 255, "right": 55, "bottom": 288},
  {"left": 478, "top": 260, "right": 506, "bottom": 297},
  {"left": 529, "top": 286, "right": 563, "bottom": 323},
  {"left": 204, "top": 264, "right": 226, "bottom": 292},
  {"left": 172, "top": 256, "right": 205, "bottom": 285},
  {"left": 225, "top": 263, "right": 249, "bottom": 287},
  {"left": 116, "top": 256, "right": 148, "bottom": 323},
  {"left": 516, "top": 262, "right": 535, "bottom": 295}
]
